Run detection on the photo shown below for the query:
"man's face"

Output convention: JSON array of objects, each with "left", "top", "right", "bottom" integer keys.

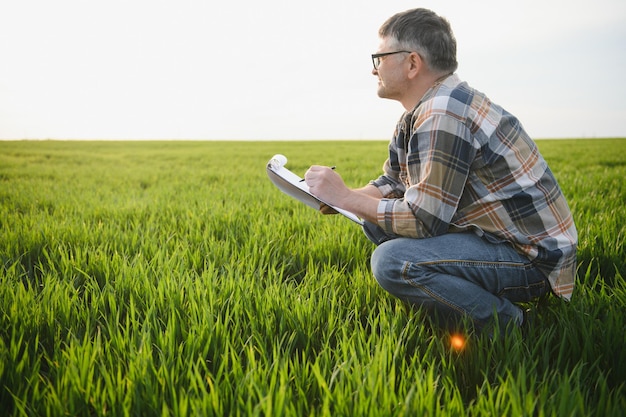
[{"left": 373, "top": 37, "right": 410, "bottom": 102}]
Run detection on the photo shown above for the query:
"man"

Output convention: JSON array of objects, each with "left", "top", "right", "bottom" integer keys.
[{"left": 304, "top": 8, "right": 577, "bottom": 334}]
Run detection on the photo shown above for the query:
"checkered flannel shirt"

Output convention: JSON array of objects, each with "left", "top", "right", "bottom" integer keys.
[{"left": 371, "top": 74, "right": 578, "bottom": 300}]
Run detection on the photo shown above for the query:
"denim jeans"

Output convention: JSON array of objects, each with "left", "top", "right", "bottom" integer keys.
[{"left": 363, "top": 222, "right": 550, "bottom": 333}]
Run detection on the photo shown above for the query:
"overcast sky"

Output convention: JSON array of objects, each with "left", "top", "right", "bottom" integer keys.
[{"left": 1, "top": 0, "right": 625, "bottom": 140}]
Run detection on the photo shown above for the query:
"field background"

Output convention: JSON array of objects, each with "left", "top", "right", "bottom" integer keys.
[{"left": 1, "top": 139, "right": 625, "bottom": 416}]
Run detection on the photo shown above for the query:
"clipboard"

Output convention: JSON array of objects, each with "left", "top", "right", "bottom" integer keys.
[{"left": 266, "top": 154, "right": 363, "bottom": 225}]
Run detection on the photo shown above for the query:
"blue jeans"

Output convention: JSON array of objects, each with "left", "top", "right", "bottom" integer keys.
[{"left": 363, "top": 222, "right": 550, "bottom": 334}]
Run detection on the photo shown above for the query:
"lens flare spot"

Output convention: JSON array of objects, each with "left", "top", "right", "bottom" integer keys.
[{"left": 450, "top": 334, "right": 466, "bottom": 351}]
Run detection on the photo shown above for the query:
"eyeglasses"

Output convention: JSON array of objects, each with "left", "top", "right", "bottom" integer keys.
[{"left": 371, "top": 50, "right": 412, "bottom": 70}]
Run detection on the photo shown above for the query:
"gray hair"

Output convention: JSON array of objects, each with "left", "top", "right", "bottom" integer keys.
[{"left": 379, "top": 8, "right": 458, "bottom": 74}]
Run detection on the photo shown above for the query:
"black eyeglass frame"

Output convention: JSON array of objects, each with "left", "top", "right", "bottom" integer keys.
[{"left": 371, "top": 50, "right": 412, "bottom": 70}]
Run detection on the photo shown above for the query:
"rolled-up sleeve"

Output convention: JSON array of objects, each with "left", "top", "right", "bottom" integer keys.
[{"left": 369, "top": 172, "right": 405, "bottom": 199}]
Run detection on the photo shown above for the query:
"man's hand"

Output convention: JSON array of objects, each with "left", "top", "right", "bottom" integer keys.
[
  {"left": 304, "top": 165, "right": 351, "bottom": 208},
  {"left": 304, "top": 165, "right": 382, "bottom": 224}
]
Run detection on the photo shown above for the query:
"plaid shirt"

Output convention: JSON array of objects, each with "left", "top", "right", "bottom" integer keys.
[{"left": 371, "top": 74, "right": 577, "bottom": 300}]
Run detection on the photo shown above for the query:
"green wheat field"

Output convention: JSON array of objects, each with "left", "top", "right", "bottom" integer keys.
[{"left": 1, "top": 139, "right": 625, "bottom": 416}]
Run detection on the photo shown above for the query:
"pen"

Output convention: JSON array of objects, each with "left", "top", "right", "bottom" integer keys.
[{"left": 300, "top": 166, "right": 336, "bottom": 182}]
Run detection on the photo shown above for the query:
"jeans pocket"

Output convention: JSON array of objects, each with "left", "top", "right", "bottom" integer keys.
[{"left": 499, "top": 278, "right": 549, "bottom": 303}]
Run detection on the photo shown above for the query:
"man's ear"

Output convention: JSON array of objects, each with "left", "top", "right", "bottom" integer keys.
[{"left": 407, "top": 52, "right": 423, "bottom": 79}]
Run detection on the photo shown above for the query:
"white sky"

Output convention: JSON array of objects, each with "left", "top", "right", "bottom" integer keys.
[{"left": 1, "top": 0, "right": 625, "bottom": 140}]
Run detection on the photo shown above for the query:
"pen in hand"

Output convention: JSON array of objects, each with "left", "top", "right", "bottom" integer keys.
[{"left": 300, "top": 166, "right": 336, "bottom": 182}]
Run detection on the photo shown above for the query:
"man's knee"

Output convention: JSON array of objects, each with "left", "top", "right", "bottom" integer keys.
[{"left": 371, "top": 240, "right": 410, "bottom": 293}]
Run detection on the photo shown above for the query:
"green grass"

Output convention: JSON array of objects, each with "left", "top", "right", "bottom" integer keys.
[{"left": 1, "top": 138, "right": 625, "bottom": 416}]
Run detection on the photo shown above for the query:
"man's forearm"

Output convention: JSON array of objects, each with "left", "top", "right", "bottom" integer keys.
[
  {"left": 338, "top": 184, "right": 383, "bottom": 224},
  {"left": 353, "top": 184, "right": 384, "bottom": 198}
]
